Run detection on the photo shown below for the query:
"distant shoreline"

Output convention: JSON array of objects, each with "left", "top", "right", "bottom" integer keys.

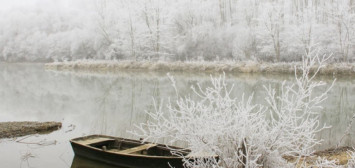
[{"left": 44, "top": 60, "right": 355, "bottom": 76}]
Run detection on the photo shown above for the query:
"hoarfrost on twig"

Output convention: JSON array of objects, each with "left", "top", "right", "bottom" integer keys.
[{"left": 132, "top": 50, "right": 336, "bottom": 168}]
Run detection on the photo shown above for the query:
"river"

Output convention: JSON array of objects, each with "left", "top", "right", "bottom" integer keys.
[{"left": 0, "top": 63, "right": 354, "bottom": 168}]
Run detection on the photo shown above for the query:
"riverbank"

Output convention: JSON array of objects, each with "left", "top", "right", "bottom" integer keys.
[
  {"left": 284, "top": 146, "right": 353, "bottom": 167},
  {"left": 0, "top": 121, "right": 62, "bottom": 139},
  {"left": 45, "top": 60, "right": 355, "bottom": 76}
]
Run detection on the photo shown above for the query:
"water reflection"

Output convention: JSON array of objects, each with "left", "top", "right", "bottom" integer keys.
[{"left": 0, "top": 63, "right": 355, "bottom": 167}]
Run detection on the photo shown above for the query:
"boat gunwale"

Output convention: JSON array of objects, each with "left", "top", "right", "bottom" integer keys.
[{"left": 70, "top": 134, "right": 191, "bottom": 159}]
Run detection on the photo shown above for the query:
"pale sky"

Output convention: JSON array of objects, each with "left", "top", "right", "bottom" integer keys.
[{"left": 0, "top": 0, "right": 93, "bottom": 11}]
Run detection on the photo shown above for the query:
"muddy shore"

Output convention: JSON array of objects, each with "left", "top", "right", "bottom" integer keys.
[
  {"left": 45, "top": 60, "right": 355, "bottom": 76},
  {"left": 0, "top": 121, "right": 62, "bottom": 139}
]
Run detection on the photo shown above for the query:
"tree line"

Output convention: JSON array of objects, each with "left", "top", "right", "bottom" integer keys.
[{"left": 0, "top": 0, "right": 354, "bottom": 62}]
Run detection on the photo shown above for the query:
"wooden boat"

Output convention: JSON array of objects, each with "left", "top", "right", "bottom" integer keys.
[{"left": 70, "top": 135, "right": 216, "bottom": 168}]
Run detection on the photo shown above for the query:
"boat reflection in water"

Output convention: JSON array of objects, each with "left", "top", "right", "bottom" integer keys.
[{"left": 71, "top": 156, "right": 126, "bottom": 168}]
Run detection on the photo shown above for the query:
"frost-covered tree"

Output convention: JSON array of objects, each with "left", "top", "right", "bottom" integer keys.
[
  {"left": 0, "top": 0, "right": 354, "bottom": 62},
  {"left": 326, "top": 1, "right": 355, "bottom": 61},
  {"left": 132, "top": 50, "right": 337, "bottom": 167}
]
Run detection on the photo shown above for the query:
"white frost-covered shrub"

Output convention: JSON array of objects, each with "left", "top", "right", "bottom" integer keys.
[
  {"left": 347, "top": 149, "right": 355, "bottom": 168},
  {"left": 132, "top": 50, "right": 336, "bottom": 167},
  {"left": 311, "top": 157, "right": 341, "bottom": 168}
]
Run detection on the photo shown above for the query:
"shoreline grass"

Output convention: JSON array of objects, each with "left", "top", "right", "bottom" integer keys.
[{"left": 45, "top": 60, "right": 355, "bottom": 76}]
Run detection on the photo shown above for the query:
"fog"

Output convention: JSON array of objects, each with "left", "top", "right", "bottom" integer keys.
[{"left": 0, "top": 0, "right": 354, "bottom": 62}]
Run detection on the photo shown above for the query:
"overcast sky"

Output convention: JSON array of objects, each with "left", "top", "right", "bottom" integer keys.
[{"left": 0, "top": 0, "right": 93, "bottom": 11}]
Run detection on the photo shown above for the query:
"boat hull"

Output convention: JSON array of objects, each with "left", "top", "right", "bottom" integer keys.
[{"left": 70, "top": 135, "right": 186, "bottom": 168}]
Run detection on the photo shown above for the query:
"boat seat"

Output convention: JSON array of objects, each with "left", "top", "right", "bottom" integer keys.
[
  {"left": 77, "top": 137, "right": 115, "bottom": 145},
  {"left": 116, "top": 144, "right": 157, "bottom": 154}
]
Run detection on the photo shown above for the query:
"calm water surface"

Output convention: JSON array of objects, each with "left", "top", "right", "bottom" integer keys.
[{"left": 0, "top": 63, "right": 355, "bottom": 168}]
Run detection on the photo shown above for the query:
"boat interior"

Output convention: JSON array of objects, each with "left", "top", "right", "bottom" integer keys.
[{"left": 73, "top": 136, "right": 189, "bottom": 157}]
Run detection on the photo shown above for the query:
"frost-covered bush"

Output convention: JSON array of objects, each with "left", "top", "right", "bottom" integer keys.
[
  {"left": 347, "top": 149, "right": 355, "bottom": 168},
  {"left": 132, "top": 51, "right": 336, "bottom": 167}
]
